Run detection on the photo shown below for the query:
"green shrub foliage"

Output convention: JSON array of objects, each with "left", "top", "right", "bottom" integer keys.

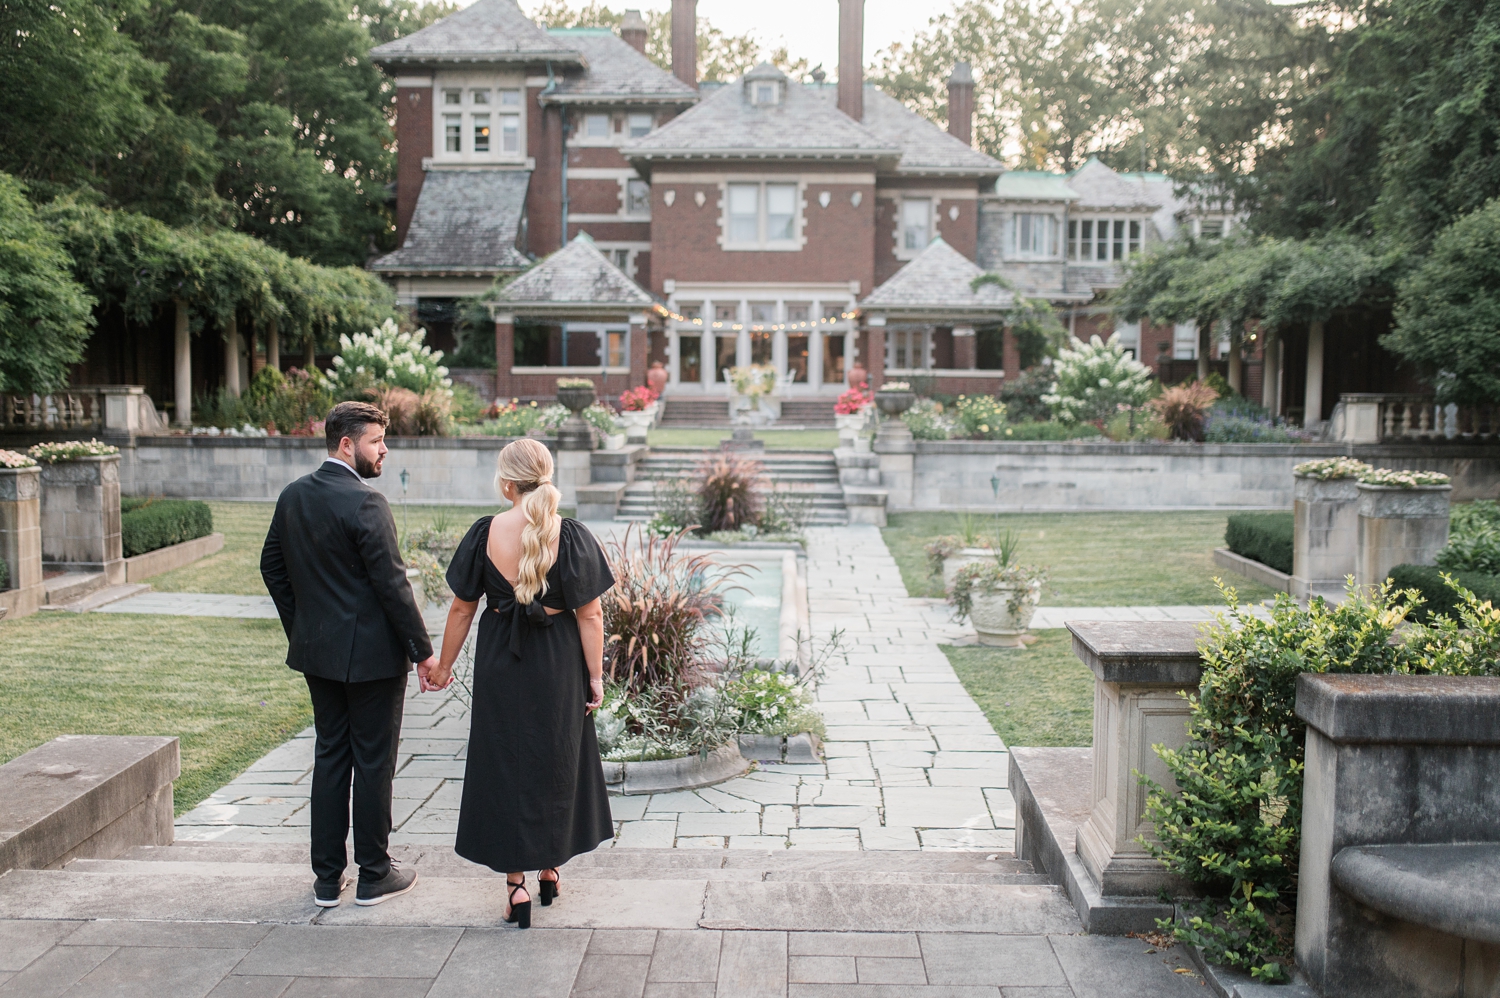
[
  {"left": 120, "top": 499, "right": 213, "bottom": 558},
  {"left": 1145, "top": 581, "right": 1500, "bottom": 980},
  {"left": 1224, "top": 513, "right": 1294, "bottom": 574},
  {"left": 1387, "top": 564, "right": 1500, "bottom": 622}
]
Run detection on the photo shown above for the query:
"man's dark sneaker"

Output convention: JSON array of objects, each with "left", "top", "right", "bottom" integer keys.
[
  {"left": 355, "top": 864, "right": 418, "bottom": 906},
  {"left": 314, "top": 874, "right": 351, "bottom": 908}
]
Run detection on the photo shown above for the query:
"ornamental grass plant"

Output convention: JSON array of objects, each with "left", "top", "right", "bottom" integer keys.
[
  {"left": 1149, "top": 381, "right": 1219, "bottom": 440},
  {"left": 697, "top": 452, "right": 763, "bottom": 533},
  {"left": 1144, "top": 580, "right": 1500, "bottom": 981}
]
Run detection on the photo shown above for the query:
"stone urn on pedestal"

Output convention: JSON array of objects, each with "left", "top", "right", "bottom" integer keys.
[
  {"left": 872, "top": 384, "right": 916, "bottom": 507},
  {"left": 949, "top": 558, "right": 1046, "bottom": 648},
  {"left": 555, "top": 380, "right": 596, "bottom": 451}
]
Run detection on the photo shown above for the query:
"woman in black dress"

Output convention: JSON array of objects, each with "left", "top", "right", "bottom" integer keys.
[{"left": 429, "top": 437, "right": 615, "bottom": 928}]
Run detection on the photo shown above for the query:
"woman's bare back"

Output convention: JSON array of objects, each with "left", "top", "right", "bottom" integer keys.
[{"left": 485, "top": 506, "right": 563, "bottom": 609}]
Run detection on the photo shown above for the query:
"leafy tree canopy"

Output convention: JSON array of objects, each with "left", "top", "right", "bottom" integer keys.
[
  {"left": 1384, "top": 199, "right": 1500, "bottom": 404},
  {"left": 0, "top": 175, "right": 96, "bottom": 392}
]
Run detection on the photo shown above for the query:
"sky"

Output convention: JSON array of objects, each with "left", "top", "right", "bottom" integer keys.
[{"left": 518, "top": 1, "right": 956, "bottom": 72}]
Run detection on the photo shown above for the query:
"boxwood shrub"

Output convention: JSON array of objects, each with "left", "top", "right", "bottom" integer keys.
[
  {"left": 121, "top": 498, "right": 213, "bottom": 557},
  {"left": 1225, "top": 512, "right": 1294, "bottom": 574},
  {"left": 1388, "top": 563, "right": 1500, "bottom": 621}
]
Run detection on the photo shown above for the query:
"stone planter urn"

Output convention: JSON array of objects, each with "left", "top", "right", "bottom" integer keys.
[
  {"left": 604, "top": 431, "right": 627, "bottom": 451},
  {"left": 555, "top": 382, "right": 596, "bottom": 452},
  {"left": 967, "top": 581, "right": 1042, "bottom": 648},
  {"left": 1356, "top": 483, "right": 1452, "bottom": 587},
  {"left": 942, "top": 548, "right": 995, "bottom": 591},
  {"left": 1292, "top": 474, "right": 1361, "bottom": 597},
  {"left": 619, "top": 409, "right": 655, "bottom": 443},
  {"left": 874, "top": 389, "right": 916, "bottom": 419},
  {"left": 556, "top": 382, "right": 596, "bottom": 415}
]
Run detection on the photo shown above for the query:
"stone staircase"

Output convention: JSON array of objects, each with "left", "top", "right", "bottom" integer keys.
[
  {"left": 659, "top": 398, "right": 835, "bottom": 428},
  {"left": 0, "top": 840, "right": 1076, "bottom": 933},
  {"left": 38, "top": 571, "right": 149, "bottom": 612},
  {"left": 617, "top": 449, "right": 849, "bottom": 526}
]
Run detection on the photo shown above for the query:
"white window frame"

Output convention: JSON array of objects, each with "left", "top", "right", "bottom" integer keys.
[
  {"left": 721, "top": 180, "right": 804, "bottom": 251},
  {"left": 472, "top": 114, "right": 490, "bottom": 153},
  {"left": 443, "top": 114, "right": 462, "bottom": 153},
  {"left": 1067, "top": 216, "right": 1144, "bottom": 262},
  {"left": 431, "top": 73, "right": 525, "bottom": 165},
  {"left": 627, "top": 112, "right": 653, "bottom": 138},
  {"left": 1013, "top": 212, "right": 1060, "bottom": 259},
  {"left": 625, "top": 179, "right": 651, "bottom": 216},
  {"left": 584, "top": 113, "right": 609, "bottom": 139},
  {"left": 885, "top": 327, "right": 934, "bottom": 373},
  {"left": 901, "top": 199, "right": 932, "bottom": 254}
]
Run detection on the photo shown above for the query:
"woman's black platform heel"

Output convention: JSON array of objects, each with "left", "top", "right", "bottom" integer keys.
[
  {"left": 505, "top": 877, "right": 531, "bottom": 928},
  {"left": 538, "top": 869, "right": 560, "bottom": 906}
]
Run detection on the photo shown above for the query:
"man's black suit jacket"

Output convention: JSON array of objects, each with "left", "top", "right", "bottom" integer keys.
[{"left": 260, "top": 462, "right": 433, "bottom": 683}]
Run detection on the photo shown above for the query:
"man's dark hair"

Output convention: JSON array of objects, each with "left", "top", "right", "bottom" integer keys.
[{"left": 325, "top": 401, "right": 389, "bottom": 452}]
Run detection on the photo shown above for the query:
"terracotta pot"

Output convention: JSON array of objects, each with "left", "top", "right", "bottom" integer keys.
[
  {"left": 647, "top": 363, "right": 668, "bottom": 396},
  {"left": 848, "top": 363, "right": 867, "bottom": 388}
]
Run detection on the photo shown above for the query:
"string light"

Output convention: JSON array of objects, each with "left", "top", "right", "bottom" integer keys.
[{"left": 651, "top": 304, "right": 861, "bottom": 332}]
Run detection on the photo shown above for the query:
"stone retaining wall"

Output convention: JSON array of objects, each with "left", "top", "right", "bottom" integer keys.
[{"left": 904, "top": 440, "right": 1500, "bottom": 510}]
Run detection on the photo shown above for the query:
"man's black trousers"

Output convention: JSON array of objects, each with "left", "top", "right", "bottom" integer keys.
[{"left": 304, "top": 673, "right": 406, "bottom": 884}]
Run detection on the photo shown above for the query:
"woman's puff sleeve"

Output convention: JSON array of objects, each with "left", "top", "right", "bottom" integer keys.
[
  {"left": 559, "top": 519, "right": 615, "bottom": 609},
  {"left": 445, "top": 516, "right": 493, "bottom": 602}
]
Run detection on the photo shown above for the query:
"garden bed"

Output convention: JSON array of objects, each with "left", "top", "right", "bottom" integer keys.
[
  {"left": 124, "top": 532, "right": 225, "bottom": 583},
  {"left": 602, "top": 743, "right": 749, "bottom": 795}
]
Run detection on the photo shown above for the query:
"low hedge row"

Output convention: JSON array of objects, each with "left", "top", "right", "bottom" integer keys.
[
  {"left": 1225, "top": 512, "right": 1294, "bottom": 574},
  {"left": 1388, "top": 563, "right": 1500, "bottom": 622},
  {"left": 121, "top": 498, "right": 213, "bottom": 558}
]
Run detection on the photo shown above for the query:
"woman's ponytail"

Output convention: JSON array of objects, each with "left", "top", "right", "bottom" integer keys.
[{"left": 494, "top": 438, "right": 561, "bottom": 605}]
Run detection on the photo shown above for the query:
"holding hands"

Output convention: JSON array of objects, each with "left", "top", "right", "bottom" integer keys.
[{"left": 417, "top": 655, "right": 453, "bottom": 693}]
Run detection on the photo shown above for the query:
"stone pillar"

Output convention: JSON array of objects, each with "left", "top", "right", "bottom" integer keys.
[
  {"left": 1305, "top": 319, "right": 1325, "bottom": 427},
  {"left": 0, "top": 465, "right": 43, "bottom": 619},
  {"left": 1196, "top": 323, "right": 1210, "bottom": 382},
  {"left": 953, "top": 325, "right": 976, "bottom": 370},
  {"left": 1261, "top": 330, "right": 1280, "bottom": 415},
  {"left": 1227, "top": 328, "right": 1243, "bottom": 395},
  {"left": 629, "top": 313, "right": 649, "bottom": 389},
  {"left": 1002, "top": 325, "right": 1021, "bottom": 381},
  {"left": 266, "top": 318, "right": 280, "bottom": 372},
  {"left": 223, "top": 316, "right": 242, "bottom": 397},
  {"left": 1294, "top": 673, "right": 1500, "bottom": 998},
  {"left": 173, "top": 300, "right": 192, "bottom": 428},
  {"left": 1069, "top": 621, "right": 1202, "bottom": 897},
  {"left": 1356, "top": 483, "right": 1451, "bottom": 587},
  {"left": 865, "top": 318, "right": 886, "bottom": 389},
  {"left": 872, "top": 389, "right": 914, "bottom": 510},
  {"left": 493, "top": 313, "right": 514, "bottom": 403},
  {"left": 1292, "top": 474, "right": 1361, "bottom": 598},
  {"left": 102, "top": 386, "right": 147, "bottom": 442},
  {"left": 40, "top": 454, "right": 124, "bottom": 585}
]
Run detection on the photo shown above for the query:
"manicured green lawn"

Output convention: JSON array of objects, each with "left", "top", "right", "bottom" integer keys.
[
  {"left": 944, "top": 630, "right": 1095, "bottom": 747},
  {"left": 647, "top": 428, "right": 840, "bottom": 450},
  {"left": 151, "top": 501, "right": 504, "bottom": 596},
  {"left": 883, "top": 511, "right": 1280, "bottom": 606},
  {"left": 0, "top": 614, "right": 308, "bottom": 815}
]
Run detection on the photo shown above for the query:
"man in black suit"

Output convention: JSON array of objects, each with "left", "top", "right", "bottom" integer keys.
[{"left": 261, "top": 401, "right": 439, "bottom": 908}]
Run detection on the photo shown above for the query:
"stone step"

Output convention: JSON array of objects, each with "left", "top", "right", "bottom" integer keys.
[
  {"left": 19, "top": 845, "right": 1074, "bottom": 931},
  {"left": 40, "top": 582, "right": 152, "bottom": 613},
  {"left": 43, "top": 571, "right": 106, "bottom": 604}
]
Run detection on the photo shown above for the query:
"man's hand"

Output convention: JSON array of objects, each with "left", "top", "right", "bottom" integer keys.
[{"left": 416, "top": 656, "right": 452, "bottom": 693}]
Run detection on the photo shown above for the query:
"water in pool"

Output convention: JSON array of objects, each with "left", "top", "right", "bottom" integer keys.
[{"left": 712, "top": 555, "right": 783, "bottom": 663}]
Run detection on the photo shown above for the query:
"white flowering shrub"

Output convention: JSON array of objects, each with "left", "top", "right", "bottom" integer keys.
[
  {"left": 323, "top": 320, "right": 451, "bottom": 397},
  {"left": 1041, "top": 334, "right": 1156, "bottom": 424}
]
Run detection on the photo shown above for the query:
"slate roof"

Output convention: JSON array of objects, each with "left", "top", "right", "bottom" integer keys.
[
  {"left": 624, "top": 64, "right": 901, "bottom": 164},
  {"left": 1065, "top": 157, "right": 1163, "bottom": 211},
  {"left": 994, "top": 171, "right": 1079, "bottom": 201},
  {"left": 544, "top": 29, "right": 697, "bottom": 104},
  {"left": 369, "top": 0, "right": 583, "bottom": 67},
  {"left": 494, "top": 234, "right": 655, "bottom": 310},
  {"left": 860, "top": 237, "right": 1015, "bottom": 314},
  {"left": 841, "top": 87, "right": 1003, "bottom": 176},
  {"left": 370, "top": 170, "right": 531, "bottom": 275}
]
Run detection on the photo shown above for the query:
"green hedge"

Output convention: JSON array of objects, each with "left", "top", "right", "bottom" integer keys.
[
  {"left": 121, "top": 499, "right": 213, "bottom": 558},
  {"left": 1387, "top": 563, "right": 1500, "bottom": 622},
  {"left": 1225, "top": 512, "right": 1294, "bottom": 574}
]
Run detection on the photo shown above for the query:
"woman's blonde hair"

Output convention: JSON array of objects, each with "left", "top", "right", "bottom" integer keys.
[{"left": 495, "top": 438, "right": 561, "bottom": 604}]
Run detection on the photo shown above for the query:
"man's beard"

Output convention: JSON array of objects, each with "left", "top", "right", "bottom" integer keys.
[{"left": 354, "top": 452, "right": 382, "bottom": 478}]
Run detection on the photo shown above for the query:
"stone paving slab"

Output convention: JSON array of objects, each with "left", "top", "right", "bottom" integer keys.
[{"left": 0, "top": 919, "right": 1213, "bottom": 997}]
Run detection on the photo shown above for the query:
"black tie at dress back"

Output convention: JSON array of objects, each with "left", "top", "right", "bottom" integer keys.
[{"left": 445, "top": 516, "right": 616, "bottom": 875}]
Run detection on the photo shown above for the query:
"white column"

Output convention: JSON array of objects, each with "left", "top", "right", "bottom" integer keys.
[
  {"left": 173, "top": 300, "right": 192, "bottom": 427},
  {"left": 809, "top": 326, "right": 824, "bottom": 390},
  {"left": 1261, "top": 331, "right": 1280, "bottom": 415},
  {"left": 1305, "top": 320, "right": 1325, "bottom": 427},
  {"left": 266, "top": 319, "right": 280, "bottom": 371}
]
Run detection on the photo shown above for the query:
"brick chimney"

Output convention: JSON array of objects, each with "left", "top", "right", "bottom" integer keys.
[
  {"left": 837, "top": 0, "right": 865, "bottom": 121},
  {"left": 671, "top": 0, "right": 697, "bottom": 88},
  {"left": 621, "top": 9, "right": 647, "bottom": 55},
  {"left": 948, "top": 62, "right": 974, "bottom": 146}
]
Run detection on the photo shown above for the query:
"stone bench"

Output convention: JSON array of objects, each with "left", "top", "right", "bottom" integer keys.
[
  {"left": 0, "top": 735, "right": 179, "bottom": 875},
  {"left": 1295, "top": 673, "right": 1500, "bottom": 998}
]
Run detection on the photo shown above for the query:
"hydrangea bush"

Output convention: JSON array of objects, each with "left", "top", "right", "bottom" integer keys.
[
  {"left": 1042, "top": 334, "right": 1156, "bottom": 424},
  {"left": 28, "top": 440, "right": 120, "bottom": 463},
  {"left": 323, "top": 320, "right": 451, "bottom": 398}
]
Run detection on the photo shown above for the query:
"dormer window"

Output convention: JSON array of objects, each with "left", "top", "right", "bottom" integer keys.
[
  {"left": 585, "top": 113, "right": 609, "bottom": 139},
  {"left": 628, "top": 112, "right": 653, "bottom": 137},
  {"left": 754, "top": 83, "right": 778, "bottom": 105}
]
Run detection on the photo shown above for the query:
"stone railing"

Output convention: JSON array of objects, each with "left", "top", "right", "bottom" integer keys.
[
  {"left": 1, "top": 387, "right": 169, "bottom": 439},
  {"left": 1334, "top": 393, "right": 1500, "bottom": 444}
]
